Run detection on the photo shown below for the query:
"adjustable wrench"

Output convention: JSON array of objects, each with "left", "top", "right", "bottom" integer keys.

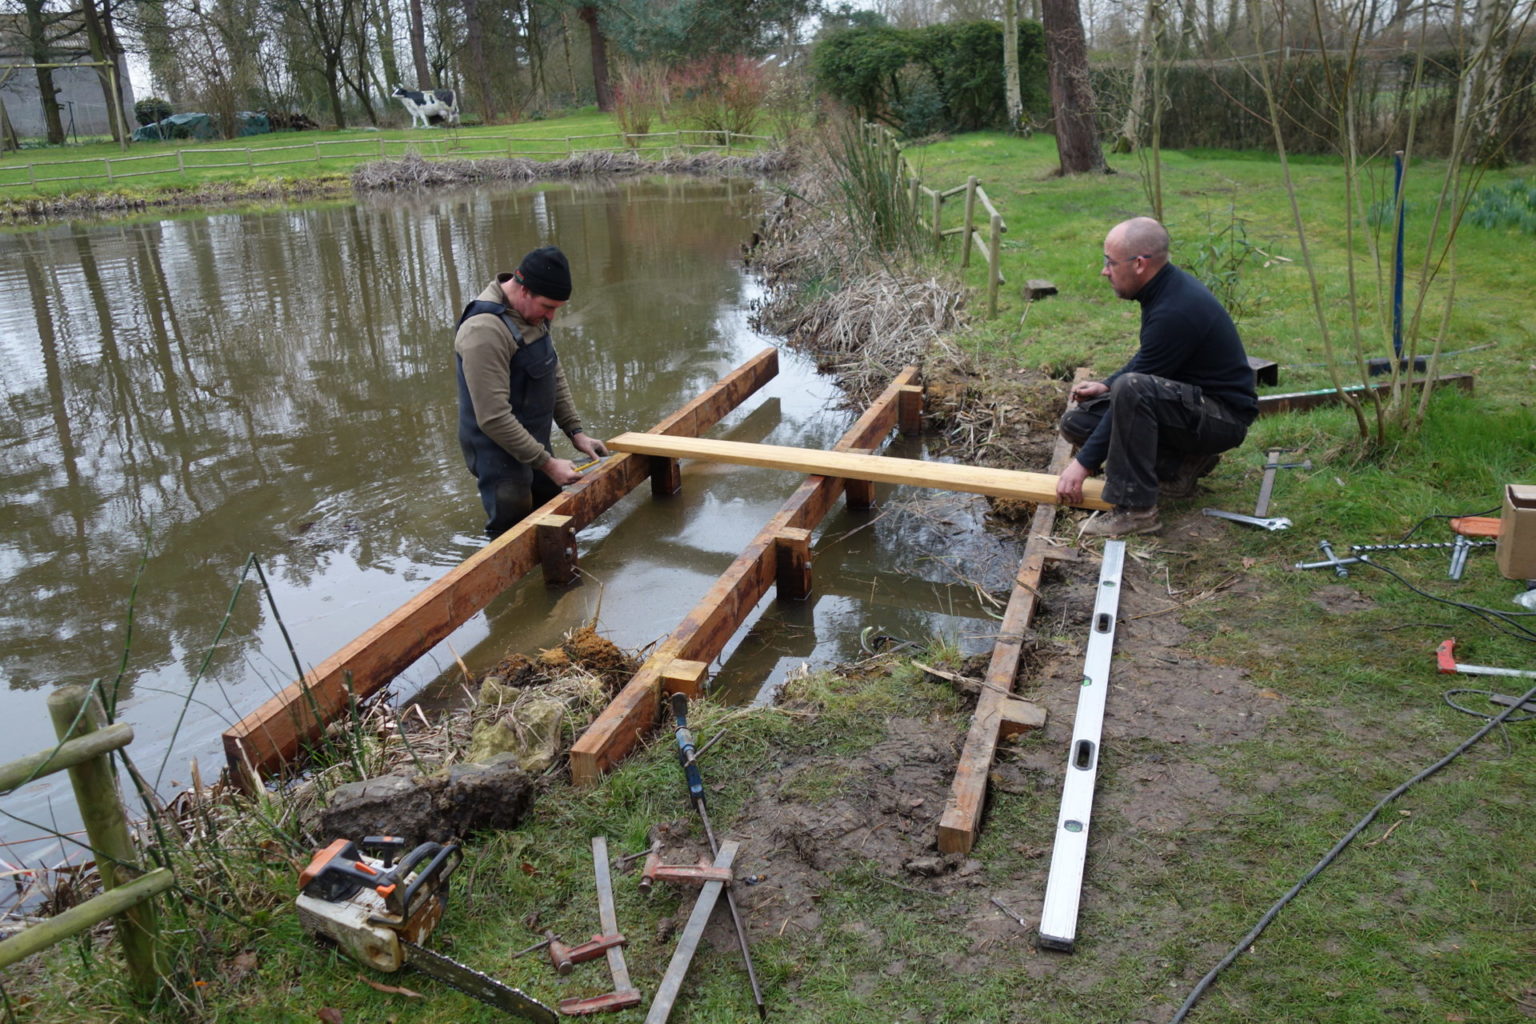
[{"left": 1201, "top": 508, "right": 1292, "bottom": 531}]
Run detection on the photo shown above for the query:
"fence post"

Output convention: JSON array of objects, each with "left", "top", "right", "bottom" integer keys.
[
  {"left": 961, "top": 177, "right": 978, "bottom": 268},
  {"left": 46, "top": 687, "right": 164, "bottom": 1002},
  {"left": 246, "top": 148, "right": 253, "bottom": 170},
  {"left": 176, "top": 150, "right": 185, "bottom": 174},
  {"left": 988, "top": 211, "right": 1003, "bottom": 318},
  {"left": 104, "top": 158, "right": 114, "bottom": 182},
  {"left": 931, "top": 187, "right": 943, "bottom": 248}
]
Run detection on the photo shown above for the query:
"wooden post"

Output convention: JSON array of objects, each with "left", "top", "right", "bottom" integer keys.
[
  {"left": 961, "top": 177, "right": 978, "bottom": 268},
  {"left": 774, "top": 528, "right": 812, "bottom": 601},
  {"left": 842, "top": 448, "right": 877, "bottom": 511},
  {"left": 46, "top": 687, "right": 163, "bottom": 1002},
  {"left": 931, "top": 187, "right": 943, "bottom": 248},
  {"left": 649, "top": 455, "right": 682, "bottom": 497},
  {"left": 898, "top": 384, "right": 924, "bottom": 435},
  {"left": 988, "top": 211, "right": 1003, "bottom": 318},
  {"left": 534, "top": 514, "right": 578, "bottom": 587}
]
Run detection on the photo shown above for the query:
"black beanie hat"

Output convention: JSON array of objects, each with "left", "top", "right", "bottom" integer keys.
[{"left": 516, "top": 245, "right": 572, "bottom": 301}]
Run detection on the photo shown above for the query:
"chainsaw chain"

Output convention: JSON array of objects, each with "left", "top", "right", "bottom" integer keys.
[{"left": 402, "top": 939, "right": 557, "bottom": 1024}]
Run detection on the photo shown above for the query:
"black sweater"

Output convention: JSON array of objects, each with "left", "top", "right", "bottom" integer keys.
[{"left": 1077, "top": 263, "right": 1258, "bottom": 471}]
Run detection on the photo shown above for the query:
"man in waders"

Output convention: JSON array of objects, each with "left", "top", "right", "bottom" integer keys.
[
  {"left": 1054, "top": 217, "right": 1257, "bottom": 538},
  {"left": 455, "top": 245, "right": 608, "bottom": 538}
]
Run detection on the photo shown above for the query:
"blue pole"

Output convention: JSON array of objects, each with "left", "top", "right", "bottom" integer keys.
[{"left": 1392, "top": 150, "right": 1405, "bottom": 360}]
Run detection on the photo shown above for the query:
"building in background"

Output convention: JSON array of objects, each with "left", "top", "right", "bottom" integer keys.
[{"left": 1, "top": 12, "right": 134, "bottom": 140}]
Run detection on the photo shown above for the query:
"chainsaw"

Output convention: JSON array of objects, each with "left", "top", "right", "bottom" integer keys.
[{"left": 296, "top": 836, "right": 556, "bottom": 1023}]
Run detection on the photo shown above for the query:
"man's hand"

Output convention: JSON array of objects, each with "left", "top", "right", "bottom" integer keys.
[
  {"left": 1056, "top": 460, "right": 1091, "bottom": 506},
  {"left": 542, "top": 458, "right": 584, "bottom": 486},
  {"left": 571, "top": 431, "right": 609, "bottom": 460},
  {"left": 1069, "top": 380, "right": 1108, "bottom": 404}
]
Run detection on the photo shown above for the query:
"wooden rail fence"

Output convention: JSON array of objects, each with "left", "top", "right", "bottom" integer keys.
[
  {"left": 861, "top": 122, "right": 1009, "bottom": 318},
  {"left": 0, "top": 686, "right": 171, "bottom": 1000}
]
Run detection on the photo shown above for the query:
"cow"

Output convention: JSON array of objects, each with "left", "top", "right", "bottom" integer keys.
[{"left": 390, "top": 86, "right": 460, "bottom": 128}]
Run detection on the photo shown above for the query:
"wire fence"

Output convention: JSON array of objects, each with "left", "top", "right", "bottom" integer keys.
[{"left": 0, "top": 128, "right": 776, "bottom": 190}]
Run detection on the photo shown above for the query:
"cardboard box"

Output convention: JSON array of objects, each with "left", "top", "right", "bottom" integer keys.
[{"left": 1496, "top": 484, "right": 1536, "bottom": 580}]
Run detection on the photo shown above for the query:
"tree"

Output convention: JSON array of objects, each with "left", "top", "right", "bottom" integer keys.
[
  {"left": 1003, "top": 0, "right": 1022, "bottom": 131},
  {"left": 578, "top": 5, "right": 613, "bottom": 111},
  {"left": 409, "top": 0, "right": 432, "bottom": 87},
  {"left": 1039, "top": 0, "right": 1106, "bottom": 173}
]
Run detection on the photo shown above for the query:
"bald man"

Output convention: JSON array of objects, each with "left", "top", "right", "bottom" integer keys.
[{"left": 1055, "top": 217, "right": 1257, "bottom": 538}]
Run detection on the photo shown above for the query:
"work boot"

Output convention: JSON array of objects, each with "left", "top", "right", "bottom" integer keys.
[
  {"left": 1160, "top": 453, "right": 1221, "bottom": 500},
  {"left": 1081, "top": 505, "right": 1162, "bottom": 539}
]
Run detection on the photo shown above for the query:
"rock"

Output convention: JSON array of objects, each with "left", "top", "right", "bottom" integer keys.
[
  {"left": 466, "top": 696, "right": 567, "bottom": 773},
  {"left": 317, "top": 755, "right": 535, "bottom": 846},
  {"left": 318, "top": 773, "right": 438, "bottom": 845}
]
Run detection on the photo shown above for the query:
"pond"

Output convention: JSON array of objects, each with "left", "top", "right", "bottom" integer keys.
[{"left": 0, "top": 177, "right": 1021, "bottom": 865}]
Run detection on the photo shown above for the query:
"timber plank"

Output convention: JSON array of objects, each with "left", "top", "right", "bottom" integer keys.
[
  {"left": 936, "top": 373, "right": 1086, "bottom": 855},
  {"left": 570, "top": 367, "right": 921, "bottom": 786},
  {"left": 605, "top": 434, "right": 1111, "bottom": 510},
  {"left": 223, "top": 348, "right": 779, "bottom": 785}
]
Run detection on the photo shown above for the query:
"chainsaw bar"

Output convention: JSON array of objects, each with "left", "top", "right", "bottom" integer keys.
[{"left": 403, "top": 939, "right": 557, "bottom": 1023}]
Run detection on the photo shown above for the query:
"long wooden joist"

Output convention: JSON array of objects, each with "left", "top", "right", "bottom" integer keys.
[
  {"left": 222, "top": 348, "right": 780, "bottom": 786},
  {"left": 604, "top": 434, "right": 1112, "bottom": 511},
  {"left": 569, "top": 369, "right": 924, "bottom": 785},
  {"left": 936, "top": 375, "right": 1087, "bottom": 855}
]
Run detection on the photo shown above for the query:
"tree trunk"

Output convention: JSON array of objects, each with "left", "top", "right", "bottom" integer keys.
[
  {"left": 375, "top": 0, "right": 402, "bottom": 93},
  {"left": 1003, "top": 0, "right": 1023, "bottom": 133},
  {"left": 579, "top": 5, "right": 613, "bottom": 112},
  {"left": 1040, "top": 0, "right": 1107, "bottom": 174},
  {"left": 464, "top": 0, "right": 492, "bottom": 121},
  {"left": 409, "top": 0, "right": 432, "bottom": 88},
  {"left": 1457, "top": 0, "right": 1513, "bottom": 166},
  {"left": 1116, "top": 0, "right": 1161, "bottom": 153},
  {"left": 79, "top": 0, "right": 125, "bottom": 143},
  {"left": 22, "top": 0, "right": 66, "bottom": 144}
]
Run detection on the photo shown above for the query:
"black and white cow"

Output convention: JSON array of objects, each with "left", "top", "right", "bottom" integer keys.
[{"left": 391, "top": 86, "right": 460, "bottom": 128}]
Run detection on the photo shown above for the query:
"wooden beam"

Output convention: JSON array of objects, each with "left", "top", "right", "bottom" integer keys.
[
  {"left": 936, "top": 371, "right": 1088, "bottom": 855},
  {"left": 774, "top": 528, "right": 813, "bottom": 601},
  {"left": 605, "top": 434, "right": 1110, "bottom": 510},
  {"left": 222, "top": 348, "right": 780, "bottom": 786},
  {"left": 1256, "top": 373, "right": 1473, "bottom": 416},
  {"left": 661, "top": 659, "right": 710, "bottom": 698},
  {"left": 570, "top": 367, "right": 920, "bottom": 785},
  {"left": 535, "top": 514, "right": 578, "bottom": 587},
  {"left": 842, "top": 447, "right": 877, "bottom": 510}
]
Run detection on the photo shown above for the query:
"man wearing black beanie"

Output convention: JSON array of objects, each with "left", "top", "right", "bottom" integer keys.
[{"left": 454, "top": 245, "right": 608, "bottom": 538}]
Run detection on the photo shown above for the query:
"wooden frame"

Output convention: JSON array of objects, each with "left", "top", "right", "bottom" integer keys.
[
  {"left": 569, "top": 367, "right": 923, "bottom": 785},
  {"left": 221, "top": 348, "right": 780, "bottom": 786}
]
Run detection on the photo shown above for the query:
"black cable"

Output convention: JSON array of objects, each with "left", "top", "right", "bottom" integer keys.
[
  {"left": 1397, "top": 506, "right": 1500, "bottom": 544},
  {"left": 1351, "top": 556, "right": 1536, "bottom": 644},
  {"left": 1169, "top": 674, "right": 1536, "bottom": 1022}
]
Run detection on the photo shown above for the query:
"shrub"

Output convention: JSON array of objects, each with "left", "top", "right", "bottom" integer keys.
[
  {"left": 614, "top": 61, "right": 669, "bottom": 144},
  {"left": 670, "top": 55, "right": 770, "bottom": 143},
  {"left": 134, "top": 96, "right": 172, "bottom": 126}
]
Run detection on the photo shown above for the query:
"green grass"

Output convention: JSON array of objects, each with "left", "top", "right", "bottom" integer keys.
[{"left": 0, "top": 108, "right": 775, "bottom": 202}]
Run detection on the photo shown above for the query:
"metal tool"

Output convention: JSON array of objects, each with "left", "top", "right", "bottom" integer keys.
[
  {"left": 1318, "top": 540, "right": 1349, "bottom": 577},
  {"left": 1348, "top": 540, "right": 1496, "bottom": 554},
  {"left": 1448, "top": 534, "right": 1471, "bottom": 580},
  {"left": 1253, "top": 448, "right": 1311, "bottom": 518},
  {"left": 644, "top": 841, "right": 738, "bottom": 1024},
  {"left": 1435, "top": 638, "right": 1536, "bottom": 680},
  {"left": 558, "top": 836, "right": 642, "bottom": 1016},
  {"left": 639, "top": 850, "right": 735, "bottom": 893},
  {"left": 296, "top": 837, "right": 556, "bottom": 1023},
  {"left": 1202, "top": 508, "right": 1292, "bottom": 531},
  {"left": 1038, "top": 540, "right": 1127, "bottom": 953},
  {"left": 667, "top": 693, "right": 765, "bottom": 1018},
  {"left": 1294, "top": 554, "right": 1365, "bottom": 571},
  {"left": 545, "top": 929, "right": 627, "bottom": 975}
]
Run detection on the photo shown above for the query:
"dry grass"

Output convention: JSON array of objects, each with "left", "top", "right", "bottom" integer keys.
[{"left": 350, "top": 148, "right": 797, "bottom": 191}]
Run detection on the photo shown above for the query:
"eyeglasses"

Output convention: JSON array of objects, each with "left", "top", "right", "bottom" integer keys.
[{"left": 1102, "top": 253, "right": 1150, "bottom": 268}]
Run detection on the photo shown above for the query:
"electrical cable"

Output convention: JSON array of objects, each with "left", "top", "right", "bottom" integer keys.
[{"left": 1168, "top": 674, "right": 1536, "bottom": 1023}]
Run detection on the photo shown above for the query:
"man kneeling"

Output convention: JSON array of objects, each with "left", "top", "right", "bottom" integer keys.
[{"left": 1055, "top": 217, "right": 1258, "bottom": 539}]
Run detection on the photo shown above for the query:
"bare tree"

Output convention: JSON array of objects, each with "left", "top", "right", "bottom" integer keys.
[
  {"left": 409, "top": 0, "right": 431, "bottom": 86},
  {"left": 578, "top": 5, "right": 613, "bottom": 111},
  {"left": 1003, "top": 0, "right": 1024, "bottom": 131},
  {"left": 1041, "top": 0, "right": 1108, "bottom": 173}
]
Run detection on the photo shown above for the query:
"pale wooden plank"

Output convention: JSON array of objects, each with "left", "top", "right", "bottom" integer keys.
[{"left": 605, "top": 434, "right": 1111, "bottom": 510}]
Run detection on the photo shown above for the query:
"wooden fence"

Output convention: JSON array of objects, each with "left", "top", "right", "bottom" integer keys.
[
  {"left": 0, "top": 686, "right": 170, "bottom": 1001},
  {"left": 862, "top": 122, "right": 1010, "bottom": 318},
  {"left": 0, "top": 128, "right": 775, "bottom": 191}
]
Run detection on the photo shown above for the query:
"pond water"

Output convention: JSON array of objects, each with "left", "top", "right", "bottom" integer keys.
[{"left": 0, "top": 178, "right": 1021, "bottom": 866}]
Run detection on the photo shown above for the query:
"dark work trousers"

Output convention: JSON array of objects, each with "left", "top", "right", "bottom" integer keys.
[{"left": 1058, "top": 372, "right": 1249, "bottom": 508}]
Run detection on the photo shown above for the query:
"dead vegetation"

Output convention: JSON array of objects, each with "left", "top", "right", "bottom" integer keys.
[{"left": 351, "top": 148, "right": 796, "bottom": 191}]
